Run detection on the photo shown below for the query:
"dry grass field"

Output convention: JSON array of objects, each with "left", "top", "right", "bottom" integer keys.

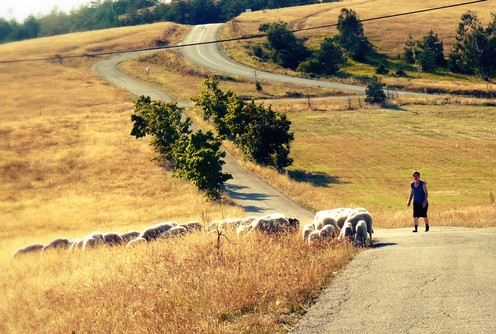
[
  {"left": 0, "top": 23, "right": 357, "bottom": 333},
  {"left": 220, "top": 0, "right": 496, "bottom": 94}
]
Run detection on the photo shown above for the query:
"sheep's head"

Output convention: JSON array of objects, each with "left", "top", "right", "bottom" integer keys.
[{"left": 288, "top": 218, "right": 300, "bottom": 229}]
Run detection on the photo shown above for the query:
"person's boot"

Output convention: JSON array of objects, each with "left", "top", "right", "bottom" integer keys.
[
  {"left": 412, "top": 225, "right": 418, "bottom": 233},
  {"left": 425, "top": 224, "right": 430, "bottom": 232}
]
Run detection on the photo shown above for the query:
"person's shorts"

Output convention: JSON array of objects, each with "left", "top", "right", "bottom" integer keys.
[{"left": 413, "top": 202, "right": 428, "bottom": 218}]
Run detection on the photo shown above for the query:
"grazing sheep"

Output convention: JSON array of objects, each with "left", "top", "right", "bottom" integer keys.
[
  {"left": 162, "top": 225, "right": 187, "bottom": 239},
  {"left": 139, "top": 222, "right": 177, "bottom": 242},
  {"left": 338, "top": 222, "right": 354, "bottom": 241},
  {"left": 68, "top": 239, "right": 84, "bottom": 252},
  {"left": 246, "top": 213, "right": 300, "bottom": 235},
  {"left": 307, "top": 230, "right": 321, "bottom": 245},
  {"left": 320, "top": 224, "right": 336, "bottom": 239},
  {"left": 103, "top": 232, "right": 124, "bottom": 246},
  {"left": 301, "top": 223, "right": 315, "bottom": 242},
  {"left": 355, "top": 220, "right": 368, "bottom": 247},
  {"left": 12, "top": 243, "right": 45, "bottom": 257},
  {"left": 344, "top": 209, "right": 373, "bottom": 243},
  {"left": 82, "top": 232, "right": 105, "bottom": 250},
  {"left": 236, "top": 225, "right": 249, "bottom": 238},
  {"left": 126, "top": 237, "right": 147, "bottom": 248},
  {"left": 180, "top": 221, "right": 203, "bottom": 233},
  {"left": 120, "top": 230, "right": 140, "bottom": 242},
  {"left": 43, "top": 238, "right": 71, "bottom": 251},
  {"left": 313, "top": 208, "right": 352, "bottom": 231},
  {"left": 207, "top": 216, "right": 256, "bottom": 233}
]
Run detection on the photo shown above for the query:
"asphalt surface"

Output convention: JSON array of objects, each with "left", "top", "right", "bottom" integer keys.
[
  {"left": 290, "top": 227, "right": 496, "bottom": 334},
  {"left": 93, "top": 26, "right": 496, "bottom": 333}
]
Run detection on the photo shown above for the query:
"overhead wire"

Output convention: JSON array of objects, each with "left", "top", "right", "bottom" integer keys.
[{"left": 0, "top": 0, "right": 488, "bottom": 64}]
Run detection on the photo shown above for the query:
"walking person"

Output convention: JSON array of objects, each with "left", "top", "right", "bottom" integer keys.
[{"left": 407, "top": 171, "right": 429, "bottom": 232}]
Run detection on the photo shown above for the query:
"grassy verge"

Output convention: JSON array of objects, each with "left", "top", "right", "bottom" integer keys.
[{"left": 219, "top": 0, "right": 496, "bottom": 96}]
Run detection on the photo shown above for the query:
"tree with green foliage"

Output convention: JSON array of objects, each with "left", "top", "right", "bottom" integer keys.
[
  {"left": 130, "top": 95, "right": 231, "bottom": 199},
  {"left": 192, "top": 77, "right": 235, "bottom": 139},
  {"left": 336, "top": 8, "right": 370, "bottom": 61},
  {"left": 413, "top": 41, "right": 437, "bottom": 73},
  {"left": 258, "top": 21, "right": 310, "bottom": 69},
  {"left": 364, "top": 78, "right": 386, "bottom": 104},
  {"left": 237, "top": 101, "right": 294, "bottom": 171},
  {"left": 194, "top": 77, "right": 294, "bottom": 171},
  {"left": 422, "top": 30, "right": 445, "bottom": 67},
  {"left": 449, "top": 11, "right": 496, "bottom": 80},
  {"left": 298, "top": 37, "right": 344, "bottom": 75},
  {"left": 172, "top": 130, "right": 232, "bottom": 199},
  {"left": 131, "top": 96, "right": 191, "bottom": 161},
  {"left": 403, "top": 33, "right": 415, "bottom": 64}
]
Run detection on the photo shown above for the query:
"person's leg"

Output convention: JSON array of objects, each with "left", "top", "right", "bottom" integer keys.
[
  {"left": 424, "top": 217, "right": 430, "bottom": 232},
  {"left": 413, "top": 217, "right": 419, "bottom": 232}
]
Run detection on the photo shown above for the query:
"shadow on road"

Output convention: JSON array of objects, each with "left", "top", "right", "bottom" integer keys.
[
  {"left": 288, "top": 170, "right": 348, "bottom": 187},
  {"left": 372, "top": 242, "right": 398, "bottom": 248},
  {"left": 224, "top": 184, "right": 273, "bottom": 213}
]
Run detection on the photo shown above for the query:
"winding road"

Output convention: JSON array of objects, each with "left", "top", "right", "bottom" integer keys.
[{"left": 92, "top": 23, "right": 496, "bottom": 333}]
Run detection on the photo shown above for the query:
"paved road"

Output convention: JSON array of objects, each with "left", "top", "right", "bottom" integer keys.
[
  {"left": 93, "top": 27, "right": 496, "bottom": 333},
  {"left": 92, "top": 53, "right": 314, "bottom": 223},
  {"left": 290, "top": 227, "right": 496, "bottom": 334},
  {"left": 180, "top": 24, "right": 425, "bottom": 97}
]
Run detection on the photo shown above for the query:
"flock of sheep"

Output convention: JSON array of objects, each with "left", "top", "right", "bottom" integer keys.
[{"left": 12, "top": 208, "right": 373, "bottom": 258}]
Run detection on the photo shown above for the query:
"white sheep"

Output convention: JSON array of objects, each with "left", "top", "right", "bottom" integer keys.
[
  {"left": 120, "top": 230, "right": 140, "bottom": 242},
  {"left": 307, "top": 230, "right": 321, "bottom": 245},
  {"left": 103, "top": 232, "right": 124, "bottom": 246},
  {"left": 43, "top": 238, "right": 71, "bottom": 251},
  {"left": 246, "top": 213, "right": 300, "bottom": 236},
  {"left": 139, "top": 222, "right": 177, "bottom": 242},
  {"left": 12, "top": 243, "right": 45, "bottom": 257},
  {"left": 344, "top": 209, "right": 373, "bottom": 243},
  {"left": 162, "top": 225, "right": 187, "bottom": 239},
  {"left": 207, "top": 216, "right": 256, "bottom": 233},
  {"left": 338, "top": 221, "right": 354, "bottom": 241},
  {"left": 180, "top": 221, "right": 203, "bottom": 233},
  {"left": 126, "top": 237, "right": 147, "bottom": 248},
  {"left": 313, "top": 208, "right": 352, "bottom": 231},
  {"left": 319, "top": 224, "right": 336, "bottom": 240},
  {"left": 82, "top": 232, "right": 105, "bottom": 250},
  {"left": 355, "top": 220, "right": 368, "bottom": 247},
  {"left": 301, "top": 223, "right": 315, "bottom": 242},
  {"left": 236, "top": 225, "right": 250, "bottom": 238}
]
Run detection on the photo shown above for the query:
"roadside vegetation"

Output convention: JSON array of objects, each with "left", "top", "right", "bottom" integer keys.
[{"left": 220, "top": 0, "right": 496, "bottom": 96}]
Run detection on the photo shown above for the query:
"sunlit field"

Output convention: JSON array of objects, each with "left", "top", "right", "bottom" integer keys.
[
  {"left": 0, "top": 23, "right": 357, "bottom": 333},
  {"left": 220, "top": 0, "right": 496, "bottom": 95}
]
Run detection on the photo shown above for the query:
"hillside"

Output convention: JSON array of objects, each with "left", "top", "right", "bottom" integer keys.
[{"left": 220, "top": 0, "right": 496, "bottom": 94}]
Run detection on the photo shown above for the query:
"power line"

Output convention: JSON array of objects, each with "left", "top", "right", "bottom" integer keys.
[{"left": 0, "top": 0, "right": 487, "bottom": 64}]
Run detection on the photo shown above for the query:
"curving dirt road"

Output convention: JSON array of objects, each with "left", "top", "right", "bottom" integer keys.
[{"left": 93, "top": 25, "right": 496, "bottom": 333}]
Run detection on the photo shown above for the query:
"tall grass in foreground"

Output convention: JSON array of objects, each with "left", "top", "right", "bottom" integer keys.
[{"left": 0, "top": 231, "right": 355, "bottom": 333}]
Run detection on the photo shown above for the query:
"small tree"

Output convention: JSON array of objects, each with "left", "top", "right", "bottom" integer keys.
[
  {"left": 172, "top": 130, "right": 232, "bottom": 200},
  {"left": 258, "top": 21, "right": 310, "bottom": 69},
  {"left": 316, "top": 37, "right": 345, "bottom": 75},
  {"left": 130, "top": 95, "right": 191, "bottom": 161},
  {"left": 336, "top": 8, "right": 370, "bottom": 61},
  {"left": 192, "top": 77, "right": 234, "bottom": 138},
  {"left": 375, "top": 63, "right": 389, "bottom": 75},
  {"left": 422, "top": 30, "right": 445, "bottom": 67},
  {"left": 403, "top": 33, "right": 415, "bottom": 64},
  {"left": 364, "top": 78, "right": 386, "bottom": 104}
]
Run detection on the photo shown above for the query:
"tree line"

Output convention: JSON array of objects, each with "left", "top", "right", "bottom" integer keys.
[
  {"left": 0, "top": 0, "right": 325, "bottom": 44},
  {"left": 252, "top": 9, "right": 496, "bottom": 80}
]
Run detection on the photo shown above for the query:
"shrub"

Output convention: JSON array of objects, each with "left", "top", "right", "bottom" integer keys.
[
  {"left": 375, "top": 63, "right": 389, "bottom": 75},
  {"left": 364, "top": 78, "right": 387, "bottom": 104}
]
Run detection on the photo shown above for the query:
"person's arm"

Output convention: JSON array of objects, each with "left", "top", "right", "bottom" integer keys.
[
  {"left": 423, "top": 182, "right": 428, "bottom": 208},
  {"left": 407, "top": 187, "right": 413, "bottom": 206}
]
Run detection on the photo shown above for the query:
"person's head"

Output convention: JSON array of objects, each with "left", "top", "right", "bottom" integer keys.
[{"left": 412, "top": 171, "right": 420, "bottom": 180}]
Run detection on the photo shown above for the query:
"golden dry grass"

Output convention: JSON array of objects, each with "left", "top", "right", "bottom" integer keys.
[
  {"left": 220, "top": 0, "right": 496, "bottom": 94},
  {"left": 0, "top": 23, "right": 357, "bottom": 333},
  {"left": 1, "top": 232, "right": 355, "bottom": 333}
]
